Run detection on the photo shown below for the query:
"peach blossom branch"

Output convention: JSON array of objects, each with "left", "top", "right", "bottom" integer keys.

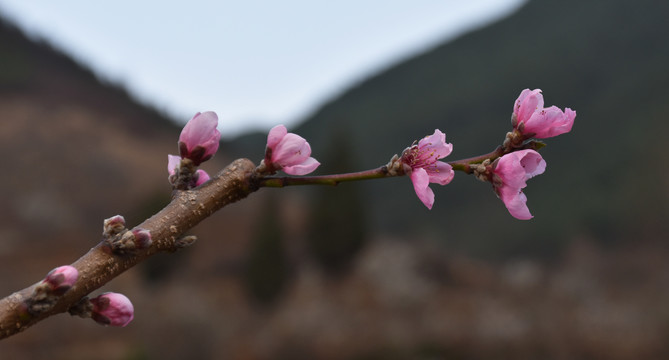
[{"left": 0, "top": 158, "right": 256, "bottom": 340}]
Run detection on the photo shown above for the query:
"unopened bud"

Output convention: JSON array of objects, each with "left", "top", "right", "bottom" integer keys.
[
  {"left": 90, "top": 292, "right": 134, "bottom": 327},
  {"left": 175, "top": 235, "right": 197, "bottom": 249},
  {"left": 178, "top": 112, "right": 221, "bottom": 166},
  {"left": 131, "top": 228, "right": 153, "bottom": 249},
  {"left": 44, "top": 265, "right": 79, "bottom": 295},
  {"left": 103, "top": 215, "right": 126, "bottom": 237},
  {"left": 28, "top": 265, "right": 79, "bottom": 313},
  {"left": 109, "top": 228, "right": 152, "bottom": 254}
]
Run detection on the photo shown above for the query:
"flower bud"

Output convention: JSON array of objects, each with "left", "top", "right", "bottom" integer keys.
[
  {"left": 90, "top": 292, "right": 134, "bottom": 327},
  {"left": 178, "top": 112, "right": 221, "bottom": 166},
  {"left": 263, "top": 124, "right": 320, "bottom": 175},
  {"left": 44, "top": 265, "right": 79, "bottom": 294},
  {"left": 131, "top": 228, "right": 152, "bottom": 249},
  {"left": 103, "top": 215, "right": 126, "bottom": 237}
]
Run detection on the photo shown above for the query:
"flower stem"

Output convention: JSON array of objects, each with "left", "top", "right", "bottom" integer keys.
[
  {"left": 259, "top": 167, "right": 390, "bottom": 187},
  {"left": 259, "top": 141, "right": 545, "bottom": 187}
]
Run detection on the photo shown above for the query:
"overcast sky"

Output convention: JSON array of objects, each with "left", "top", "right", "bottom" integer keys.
[{"left": 0, "top": 0, "right": 525, "bottom": 138}]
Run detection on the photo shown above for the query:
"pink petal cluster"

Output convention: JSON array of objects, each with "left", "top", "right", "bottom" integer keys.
[
  {"left": 492, "top": 149, "right": 546, "bottom": 220},
  {"left": 264, "top": 125, "right": 320, "bottom": 175},
  {"left": 178, "top": 112, "right": 221, "bottom": 166},
  {"left": 44, "top": 265, "right": 79, "bottom": 293},
  {"left": 513, "top": 89, "right": 576, "bottom": 138},
  {"left": 90, "top": 292, "right": 135, "bottom": 327},
  {"left": 400, "top": 129, "right": 454, "bottom": 210}
]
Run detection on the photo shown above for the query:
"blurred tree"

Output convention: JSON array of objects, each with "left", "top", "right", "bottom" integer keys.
[
  {"left": 243, "top": 194, "right": 290, "bottom": 305},
  {"left": 306, "top": 128, "right": 368, "bottom": 275}
]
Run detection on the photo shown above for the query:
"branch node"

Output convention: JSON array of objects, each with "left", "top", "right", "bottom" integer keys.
[
  {"left": 68, "top": 296, "right": 93, "bottom": 319},
  {"left": 105, "top": 227, "right": 153, "bottom": 255}
]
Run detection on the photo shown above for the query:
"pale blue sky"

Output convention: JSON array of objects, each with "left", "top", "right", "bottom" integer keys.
[{"left": 0, "top": 0, "right": 525, "bottom": 137}]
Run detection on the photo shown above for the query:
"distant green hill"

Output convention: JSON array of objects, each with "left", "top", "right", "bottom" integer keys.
[{"left": 228, "top": 0, "right": 669, "bottom": 259}]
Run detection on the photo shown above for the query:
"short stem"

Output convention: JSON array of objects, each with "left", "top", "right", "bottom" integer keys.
[
  {"left": 448, "top": 146, "right": 505, "bottom": 173},
  {"left": 259, "top": 166, "right": 391, "bottom": 187}
]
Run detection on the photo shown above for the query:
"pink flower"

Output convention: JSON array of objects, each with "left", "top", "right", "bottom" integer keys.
[
  {"left": 513, "top": 89, "right": 576, "bottom": 138},
  {"left": 264, "top": 124, "right": 320, "bottom": 175},
  {"left": 492, "top": 149, "right": 546, "bottom": 220},
  {"left": 400, "top": 129, "right": 454, "bottom": 210},
  {"left": 90, "top": 292, "right": 134, "bottom": 327},
  {"left": 178, "top": 112, "right": 221, "bottom": 165},
  {"left": 44, "top": 265, "right": 79, "bottom": 294}
]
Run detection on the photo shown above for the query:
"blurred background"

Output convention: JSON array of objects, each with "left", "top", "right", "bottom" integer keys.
[{"left": 1, "top": 0, "right": 669, "bottom": 359}]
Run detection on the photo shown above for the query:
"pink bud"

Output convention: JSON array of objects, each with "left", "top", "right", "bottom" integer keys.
[
  {"left": 103, "top": 215, "right": 127, "bottom": 237},
  {"left": 178, "top": 112, "right": 221, "bottom": 166},
  {"left": 513, "top": 89, "right": 576, "bottom": 139},
  {"left": 44, "top": 265, "right": 79, "bottom": 293},
  {"left": 264, "top": 125, "right": 320, "bottom": 175},
  {"left": 492, "top": 149, "right": 546, "bottom": 220},
  {"left": 131, "top": 228, "right": 152, "bottom": 249},
  {"left": 90, "top": 292, "right": 134, "bottom": 327},
  {"left": 194, "top": 169, "right": 210, "bottom": 186},
  {"left": 400, "top": 129, "right": 454, "bottom": 210}
]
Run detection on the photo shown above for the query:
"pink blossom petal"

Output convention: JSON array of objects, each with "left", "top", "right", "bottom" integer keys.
[
  {"left": 499, "top": 188, "right": 532, "bottom": 220},
  {"left": 518, "top": 150, "right": 546, "bottom": 179},
  {"left": 167, "top": 155, "right": 181, "bottom": 176},
  {"left": 194, "top": 169, "right": 211, "bottom": 186},
  {"left": 494, "top": 154, "right": 528, "bottom": 189},
  {"left": 493, "top": 150, "right": 546, "bottom": 220},
  {"left": 282, "top": 157, "right": 321, "bottom": 175},
  {"left": 267, "top": 124, "right": 288, "bottom": 149},
  {"left": 513, "top": 89, "right": 533, "bottom": 112},
  {"left": 526, "top": 106, "right": 576, "bottom": 138},
  {"left": 513, "top": 89, "right": 575, "bottom": 139},
  {"left": 514, "top": 89, "right": 543, "bottom": 123},
  {"left": 272, "top": 133, "right": 311, "bottom": 165},
  {"left": 410, "top": 168, "right": 435, "bottom": 210},
  {"left": 263, "top": 125, "right": 320, "bottom": 175},
  {"left": 426, "top": 161, "right": 454, "bottom": 185},
  {"left": 418, "top": 129, "right": 453, "bottom": 160}
]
